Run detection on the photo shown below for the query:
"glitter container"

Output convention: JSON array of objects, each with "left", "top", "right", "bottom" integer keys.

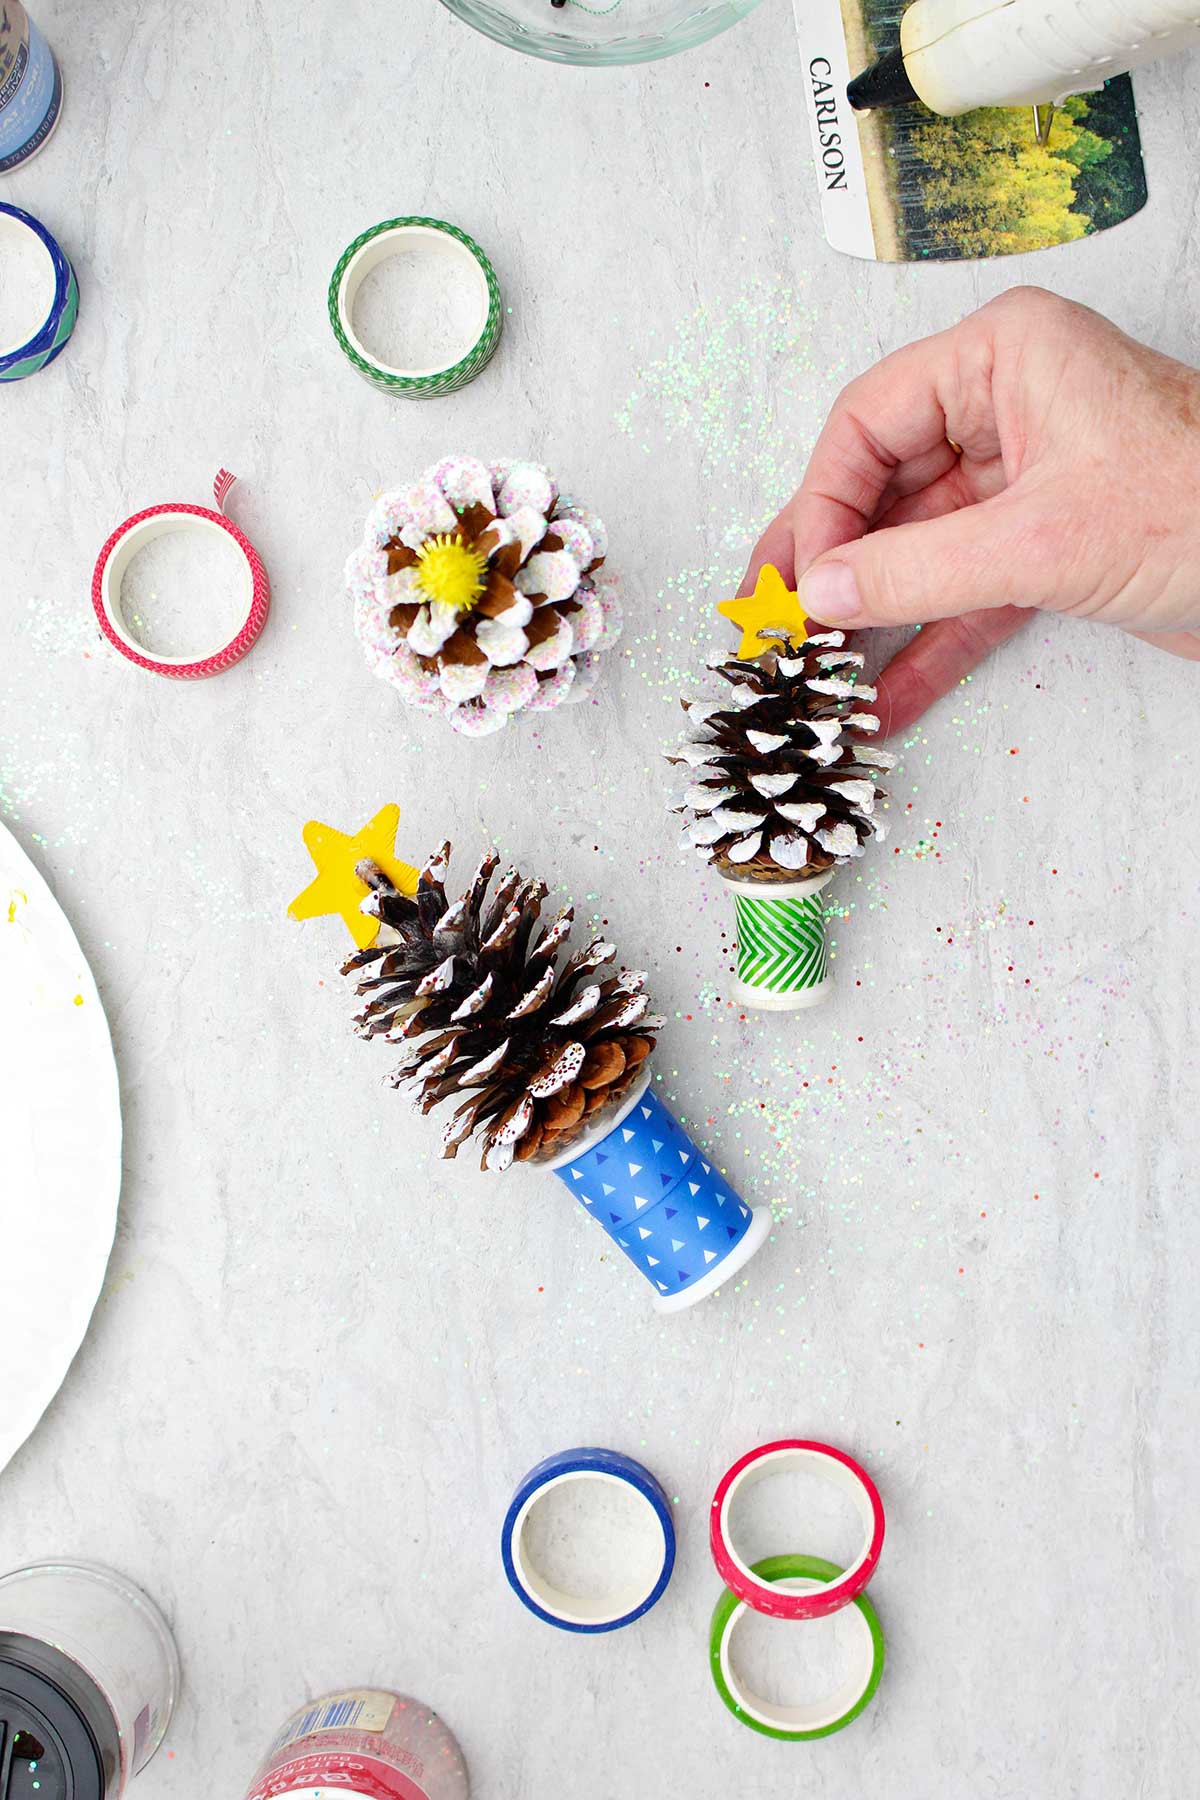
[
  {"left": 0, "top": 1560, "right": 180, "bottom": 1798},
  {"left": 0, "top": 4, "right": 63, "bottom": 173},
  {"left": 242, "top": 1689, "right": 469, "bottom": 1800}
]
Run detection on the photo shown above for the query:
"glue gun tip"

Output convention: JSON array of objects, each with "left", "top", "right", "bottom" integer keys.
[{"left": 847, "top": 46, "right": 917, "bottom": 110}]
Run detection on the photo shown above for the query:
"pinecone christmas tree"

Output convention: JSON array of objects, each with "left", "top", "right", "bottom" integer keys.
[
  {"left": 670, "top": 627, "right": 895, "bottom": 882},
  {"left": 348, "top": 455, "right": 623, "bottom": 738},
  {"left": 343, "top": 843, "right": 662, "bottom": 1170}
]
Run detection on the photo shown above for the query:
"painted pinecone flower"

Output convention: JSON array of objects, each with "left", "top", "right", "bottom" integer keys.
[
  {"left": 669, "top": 628, "right": 895, "bottom": 880},
  {"left": 348, "top": 455, "right": 623, "bottom": 738},
  {"left": 344, "top": 844, "right": 662, "bottom": 1170}
]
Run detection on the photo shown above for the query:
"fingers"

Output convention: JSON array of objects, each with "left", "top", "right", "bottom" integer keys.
[
  {"left": 787, "top": 324, "right": 1002, "bottom": 574},
  {"left": 737, "top": 512, "right": 802, "bottom": 598},
  {"left": 789, "top": 428, "right": 960, "bottom": 575},
  {"left": 874, "top": 608, "right": 1032, "bottom": 735},
  {"left": 799, "top": 488, "right": 1053, "bottom": 628},
  {"left": 738, "top": 290, "right": 1139, "bottom": 632},
  {"left": 1130, "top": 628, "right": 1200, "bottom": 662},
  {"left": 870, "top": 442, "right": 967, "bottom": 525},
  {"left": 737, "top": 313, "right": 1008, "bottom": 602},
  {"left": 874, "top": 448, "right": 1007, "bottom": 529},
  {"left": 738, "top": 435, "right": 976, "bottom": 602}
]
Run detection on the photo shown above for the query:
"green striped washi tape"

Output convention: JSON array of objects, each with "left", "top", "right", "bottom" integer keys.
[
  {"left": 727, "top": 874, "right": 831, "bottom": 1007},
  {"left": 328, "top": 216, "right": 503, "bottom": 398},
  {"left": 710, "top": 1553, "right": 885, "bottom": 1741}
]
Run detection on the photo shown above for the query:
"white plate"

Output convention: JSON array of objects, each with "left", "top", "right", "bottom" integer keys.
[{"left": 0, "top": 821, "right": 122, "bottom": 1476}]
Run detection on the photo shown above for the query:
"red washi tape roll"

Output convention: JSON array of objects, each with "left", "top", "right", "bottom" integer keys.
[
  {"left": 710, "top": 1439, "right": 884, "bottom": 1619},
  {"left": 91, "top": 470, "right": 270, "bottom": 679}
]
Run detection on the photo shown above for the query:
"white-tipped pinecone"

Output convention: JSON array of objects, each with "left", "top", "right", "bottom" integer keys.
[
  {"left": 348, "top": 455, "right": 622, "bottom": 737},
  {"left": 668, "top": 630, "right": 895, "bottom": 880},
  {"left": 344, "top": 844, "right": 662, "bottom": 1170}
]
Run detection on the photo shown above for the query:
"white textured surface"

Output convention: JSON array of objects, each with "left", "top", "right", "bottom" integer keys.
[{"left": 1, "top": 2, "right": 1198, "bottom": 1796}]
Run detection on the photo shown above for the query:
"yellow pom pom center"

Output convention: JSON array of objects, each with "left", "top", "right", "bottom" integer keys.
[{"left": 414, "top": 535, "right": 488, "bottom": 612}]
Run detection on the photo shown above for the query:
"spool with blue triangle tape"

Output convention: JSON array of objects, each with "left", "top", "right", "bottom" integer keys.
[
  {"left": 501, "top": 1447, "right": 675, "bottom": 1633},
  {"left": 545, "top": 1071, "right": 772, "bottom": 1311}
]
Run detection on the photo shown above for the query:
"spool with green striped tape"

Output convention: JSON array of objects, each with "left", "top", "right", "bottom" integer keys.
[
  {"left": 721, "top": 871, "right": 832, "bottom": 1011},
  {"left": 328, "top": 216, "right": 503, "bottom": 398}
]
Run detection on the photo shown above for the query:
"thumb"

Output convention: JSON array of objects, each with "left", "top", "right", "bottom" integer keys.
[{"left": 798, "top": 492, "right": 1059, "bottom": 629}]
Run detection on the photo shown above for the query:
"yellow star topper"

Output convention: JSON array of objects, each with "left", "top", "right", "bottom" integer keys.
[
  {"left": 716, "top": 563, "right": 808, "bottom": 660},
  {"left": 288, "top": 803, "right": 420, "bottom": 950}
]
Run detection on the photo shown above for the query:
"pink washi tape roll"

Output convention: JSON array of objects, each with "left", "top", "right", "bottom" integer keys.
[
  {"left": 710, "top": 1438, "right": 885, "bottom": 1620},
  {"left": 91, "top": 469, "right": 270, "bottom": 679}
]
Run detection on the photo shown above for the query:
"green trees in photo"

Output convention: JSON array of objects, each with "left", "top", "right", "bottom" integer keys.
[
  {"left": 1059, "top": 90, "right": 1148, "bottom": 229},
  {"left": 901, "top": 82, "right": 1146, "bottom": 257}
]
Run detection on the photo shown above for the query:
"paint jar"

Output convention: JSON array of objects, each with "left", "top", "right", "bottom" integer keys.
[
  {"left": 0, "top": 4, "right": 63, "bottom": 174},
  {"left": 0, "top": 1560, "right": 180, "bottom": 1798},
  {"left": 242, "top": 1690, "right": 470, "bottom": 1800}
]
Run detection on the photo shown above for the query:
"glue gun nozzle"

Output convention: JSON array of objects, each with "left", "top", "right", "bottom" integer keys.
[{"left": 847, "top": 46, "right": 919, "bottom": 111}]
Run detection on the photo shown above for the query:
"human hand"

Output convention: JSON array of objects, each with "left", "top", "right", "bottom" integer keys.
[{"left": 740, "top": 287, "right": 1200, "bottom": 735}]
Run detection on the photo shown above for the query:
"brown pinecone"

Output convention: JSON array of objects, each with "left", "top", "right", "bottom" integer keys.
[
  {"left": 343, "top": 843, "right": 662, "bottom": 1170},
  {"left": 669, "top": 627, "right": 895, "bottom": 881}
]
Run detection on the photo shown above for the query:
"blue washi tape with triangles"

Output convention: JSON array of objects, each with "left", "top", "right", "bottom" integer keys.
[{"left": 551, "top": 1081, "right": 759, "bottom": 1303}]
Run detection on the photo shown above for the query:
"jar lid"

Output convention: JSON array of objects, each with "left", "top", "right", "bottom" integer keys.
[{"left": 0, "top": 1647, "right": 106, "bottom": 1800}]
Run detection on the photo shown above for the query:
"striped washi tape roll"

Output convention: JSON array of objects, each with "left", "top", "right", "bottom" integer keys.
[
  {"left": 0, "top": 203, "right": 77, "bottom": 381},
  {"left": 91, "top": 471, "right": 270, "bottom": 680},
  {"left": 710, "top": 1554, "right": 885, "bottom": 1740},
  {"left": 328, "top": 217, "right": 503, "bottom": 398},
  {"left": 501, "top": 1447, "right": 676, "bottom": 1633},
  {"left": 721, "top": 870, "right": 833, "bottom": 1010}
]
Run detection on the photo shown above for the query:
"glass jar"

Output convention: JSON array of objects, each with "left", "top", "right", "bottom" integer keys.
[
  {"left": 0, "top": 1560, "right": 180, "bottom": 1797},
  {"left": 437, "top": 0, "right": 764, "bottom": 66}
]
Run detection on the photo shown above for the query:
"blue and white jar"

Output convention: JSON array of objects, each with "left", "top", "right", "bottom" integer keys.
[{"left": 0, "top": 5, "right": 63, "bottom": 174}]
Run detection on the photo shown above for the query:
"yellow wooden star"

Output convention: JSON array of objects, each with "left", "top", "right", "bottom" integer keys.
[
  {"left": 288, "top": 803, "right": 420, "bottom": 949},
  {"left": 716, "top": 563, "right": 808, "bottom": 659}
]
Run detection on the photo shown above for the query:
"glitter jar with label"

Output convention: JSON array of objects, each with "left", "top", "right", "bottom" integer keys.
[
  {"left": 0, "top": 4, "right": 63, "bottom": 173},
  {"left": 0, "top": 1559, "right": 180, "bottom": 1798},
  {"left": 242, "top": 1689, "right": 470, "bottom": 1800}
]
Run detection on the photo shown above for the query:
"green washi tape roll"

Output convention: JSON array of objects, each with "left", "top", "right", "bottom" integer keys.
[
  {"left": 721, "top": 871, "right": 833, "bottom": 1011},
  {"left": 328, "top": 216, "right": 503, "bottom": 398},
  {"left": 710, "top": 1553, "right": 884, "bottom": 1740}
]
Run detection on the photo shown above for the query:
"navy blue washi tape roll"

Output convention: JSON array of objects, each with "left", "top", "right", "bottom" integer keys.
[
  {"left": 501, "top": 1447, "right": 676, "bottom": 1633},
  {"left": 0, "top": 203, "right": 77, "bottom": 381}
]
